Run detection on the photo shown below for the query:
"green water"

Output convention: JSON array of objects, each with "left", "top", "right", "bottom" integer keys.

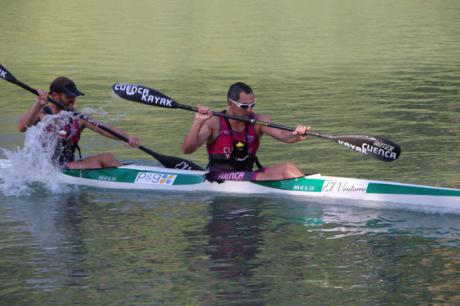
[{"left": 1, "top": 0, "right": 459, "bottom": 304}]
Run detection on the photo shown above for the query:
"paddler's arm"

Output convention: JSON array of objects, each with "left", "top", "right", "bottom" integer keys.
[
  {"left": 18, "top": 90, "right": 48, "bottom": 132},
  {"left": 82, "top": 118, "right": 140, "bottom": 147},
  {"left": 258, "top": 114, "right": 310, "bottom": 143},
  {"left": 182, "top": 105, "right": 213, "bottom": 154}
]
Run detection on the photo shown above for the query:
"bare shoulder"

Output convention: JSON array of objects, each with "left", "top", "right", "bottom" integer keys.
[
  {"left": 254, "top": 113, "right": 271, "bottom": 122},
  {"left": 205, "top": 116, "right": 221, "bottom": 143},
  {"left": 206, "top": 116, "right": 220, "bottom": 132},
  {"left": 36, "top": 109, "right": 46, "bottom": 120},
  {"left": 76, "top": 115, "right": 88, "bottom": 130},
  {"left": 253, "top": 113, "right": 271, "bottom": 134}
]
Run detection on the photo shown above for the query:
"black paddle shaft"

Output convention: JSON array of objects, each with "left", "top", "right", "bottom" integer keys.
[
  {"left": 113, "top": 83, "right": 402, "bottom": 162},
  {"left": 176, "top": 104, "right": 401, "bottom": 162}
]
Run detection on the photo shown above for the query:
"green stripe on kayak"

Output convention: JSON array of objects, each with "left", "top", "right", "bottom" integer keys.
[
  {"left": 367, "top": 183, "right": 460, "bottom": 197},
  {"left": 254, "top": 177, "right": 324, "bottom": 192},
  {"left": 63, "top": 167, "right": 204, "bottom": 185}
]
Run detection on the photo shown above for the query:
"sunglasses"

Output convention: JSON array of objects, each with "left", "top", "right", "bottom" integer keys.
[{"left": 229, "top": 98, "right": 256, "bottom": 110}]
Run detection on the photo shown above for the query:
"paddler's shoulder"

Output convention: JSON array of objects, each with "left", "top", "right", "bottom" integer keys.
[
  {"left": 35, "top": 105, "right": 52, "bottom": 121},
  {"left": 252, "top": 113, "right": 271, "bottom": 134},
  {"left": 253, "top": 113, "right": 271, "bottom": 124},
  {"left": 42, "top": 105, "right": 51, "bottom": 114},
  {"left": 253, "top": 112, "right": 268, "bottom": 119},
  {"left": 206, "top": 115, "right": 220, "bottom": 131}
]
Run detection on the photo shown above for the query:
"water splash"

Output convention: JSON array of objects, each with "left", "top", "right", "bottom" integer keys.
[{"left": 0, "top": 112, "right": 76, "bottom": 196}]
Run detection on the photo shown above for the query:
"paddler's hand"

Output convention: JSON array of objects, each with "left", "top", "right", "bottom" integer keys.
[
  {"left": 35, "top": 90, "right": 48, "bottom": 107},
  {"left": 292, "top": 124, "right": 310, "bottom": 140},
  {"left": 126, "top": 135, "right": 140, "bottom": 148},
  {"left": 195, "top": 105, "right": 213, "bottom": 123}
]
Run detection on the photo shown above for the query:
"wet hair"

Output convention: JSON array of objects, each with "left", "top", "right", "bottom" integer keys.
[{"left": 227, "top": 82, "right": 253, "bottom": 101}]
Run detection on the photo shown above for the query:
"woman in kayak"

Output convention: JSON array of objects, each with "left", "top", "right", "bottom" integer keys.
[
  {"left": 182, "top": 82, "right": 310, "bottom": 181},
  {"left": 18, "top": 76, "right": 139, "bottom": 169}
]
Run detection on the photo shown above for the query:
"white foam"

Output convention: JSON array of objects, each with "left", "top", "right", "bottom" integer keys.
[{"left": 0, "top": 112, "right": 77, "bottom": 196}]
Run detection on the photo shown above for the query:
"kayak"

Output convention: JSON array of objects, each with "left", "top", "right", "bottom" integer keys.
[{"left": 2, "top": 159, "right": 458, "bottom": 209}]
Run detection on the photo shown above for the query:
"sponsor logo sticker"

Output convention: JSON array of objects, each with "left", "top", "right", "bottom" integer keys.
[
  {"left": 322, "top": 180, "right": 368, "bottom": 193},
  {"left": 98, "top": 175, "right": 116, "bottom": 182},
  {"left": 135, "top": 172, "right": 177, "bottom": 185},
  {"left": 217, "top": 171, "right": 245, "bottom": 181},
  {"left": 293, "top": 185, "right": 316, "bottom": 191}
]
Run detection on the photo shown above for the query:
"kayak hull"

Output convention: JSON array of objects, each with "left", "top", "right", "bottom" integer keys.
[
  {"left": 1, "top": 160, "right": 459, "bottom": 209},
  {"left": 57, "top": 163, "right": 460, "bottom": 208}
]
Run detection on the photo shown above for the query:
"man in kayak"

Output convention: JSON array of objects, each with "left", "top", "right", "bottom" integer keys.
[
  {"left": 18, "top": 76, "right": 139, "bottom": 169},
  {"left": 182, "top": 82, "right": 310, "bottom": 181}
]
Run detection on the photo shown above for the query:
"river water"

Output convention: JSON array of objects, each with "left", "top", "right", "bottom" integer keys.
[{"left": 1, "top": 0, "right": 459, "bottom": 304}]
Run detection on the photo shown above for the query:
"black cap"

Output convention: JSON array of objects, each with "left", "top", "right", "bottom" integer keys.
[{"left": 49, "top": 76, "right": 85, "bottom": 97}]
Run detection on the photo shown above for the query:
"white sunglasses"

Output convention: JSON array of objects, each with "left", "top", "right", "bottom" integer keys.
[{"left": 229, "top": 98, "right": 256, "bottom": 109}]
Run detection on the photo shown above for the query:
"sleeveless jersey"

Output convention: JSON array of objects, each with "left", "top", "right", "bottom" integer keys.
[
  {"left": 43, "top": 106, "right": 82, "bottom": 166},
  {"left": 206, "top": 113, "right": 260, "bottom": 172}
]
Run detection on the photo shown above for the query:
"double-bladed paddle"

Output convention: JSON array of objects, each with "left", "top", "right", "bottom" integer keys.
[
  {"left": 112, "top": 83, "right": 402, "bottom": 162},
  {"left": 0, "top": 65, "right": 205, "bottom": 171}
]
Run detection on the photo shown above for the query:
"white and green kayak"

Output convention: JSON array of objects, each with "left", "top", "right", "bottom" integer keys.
[
  {"left": 63, "top": 165, "right": 460, "bottom": 207},
  {"left": 2, "top": 160, "right": 457, "bottom": 208}
]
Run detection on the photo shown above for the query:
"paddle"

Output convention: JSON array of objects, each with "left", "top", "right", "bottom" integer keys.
[
  {"left": 112, "top": 83, "right": 402, "bottom": 162},
  {"left": 0, "top": 65, "right": 205, "bottom": 171}
]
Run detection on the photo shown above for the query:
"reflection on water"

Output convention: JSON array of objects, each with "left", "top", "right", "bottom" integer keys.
[
  {"left": 203, "top": 198, "right": 265, "bottom": 304},
  {"left": 2, "top": 192, "right": 459, "bottom": 304},
  {"left": 0, "top": 193, "right": 85, "bottom": 304}
]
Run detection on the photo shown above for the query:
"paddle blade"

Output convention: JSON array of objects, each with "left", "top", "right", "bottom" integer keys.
[
  {"left": 0, "top": 64, "right": 18, "bottom": 84},
  {"left": 159, "top": 154, "right": 205, "bottom": 171},
  {"left": 112, "top": 83, "right": 178, "bottom": 109},
  {"left": 331, "top": 134, "right": 401, "bottom": 162},
  {"left": 138, "top": 146, "right": 204, "bottom": 170}
]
